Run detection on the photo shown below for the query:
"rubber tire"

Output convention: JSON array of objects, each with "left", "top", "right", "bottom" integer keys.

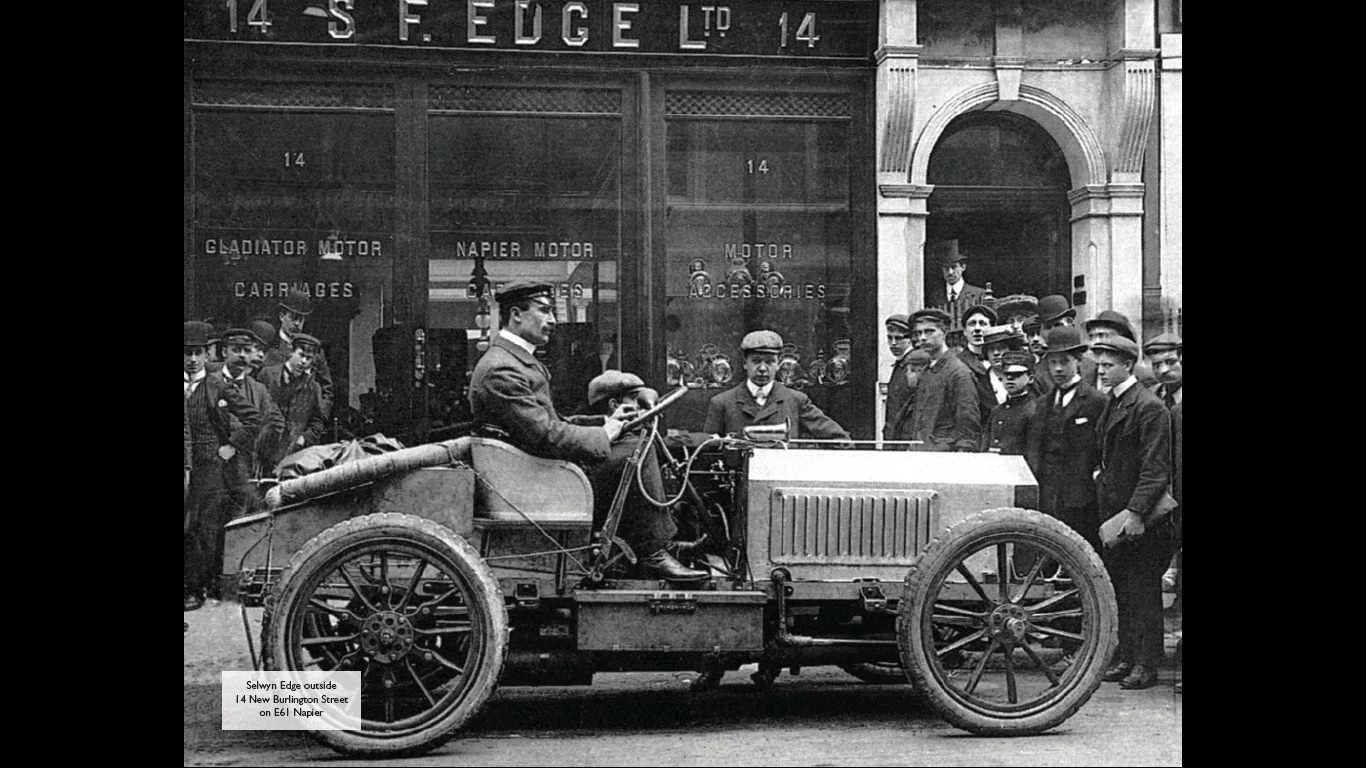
[
  {"left": 896, "top": 508, "right": 1117, "bottom": 736},
  {"left": 262, "top": 513, "right": 508, "bottom": 757},
  {"left": 839, "top": 662, "right": 911, "bottom": 685}
]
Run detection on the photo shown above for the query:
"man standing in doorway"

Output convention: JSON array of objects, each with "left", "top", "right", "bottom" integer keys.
[
  {"left": 1093, "top": 335, "right": 1174, "bottom": 691},
  {"left": 924, "top": 240, "right": 986, "bottom": 331},
  {"left": 902, "top": 308, "right": 981, "bottom": 452}
]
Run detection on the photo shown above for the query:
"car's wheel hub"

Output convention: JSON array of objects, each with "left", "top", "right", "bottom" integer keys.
[
  {"left": 361, "top": 610, "right": 415, "bottom": 664},
  {"left": 987, "top": 603, "right": 1029, "bottom": 644}
]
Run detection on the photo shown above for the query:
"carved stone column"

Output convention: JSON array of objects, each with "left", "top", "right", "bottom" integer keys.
[
  {"left": 1159, "top": 33, "right": 1182, "bottom": 317},
  {"left": 875, "top": 182, "right": 931, "bottom": 441}
]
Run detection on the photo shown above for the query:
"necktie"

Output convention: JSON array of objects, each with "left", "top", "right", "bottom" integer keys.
[
  {"left": 1054, "top": 382, "right": 1076, "bottom": 407},
  {"left": 1163, "top": 385, "right": 1179, "bottom": 409}
]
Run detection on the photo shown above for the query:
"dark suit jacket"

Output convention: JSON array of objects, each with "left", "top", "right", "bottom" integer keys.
[
  {"left": 896, "top": 349, "right": 981, "bottom": 451},
  {"left": 1096, "top": 380, "right": 1172, "bottom": 521},
  {"left": 1171, "top": 400, "right": 1182, "bottom": 508},
  {"left": 987, "top": 394, "right": 1036, "bottom": 456},
  {"left": 258, "top": 364, "right": 327, "bottom": 469},
  {"left": 469, "top": 335, "right": 610, "bottom": 464},
  {"left": 184, "top": 397, "right": 192, "bottom": 472},
  {"left": 1025, "top": 381, "right": 1108, "bottom": 514},
  {"left": 958, "top": 348, "right": 999, "bottom": 445},
  {"left": 703, "top": 382, "right": 850, "bottom": 440},
  {"left": 265, "top": 334, "right": 335, "bottom": 418},
  {"left": 925, "top": 282, "right": 987, "bottom": 330},
  {"left": 217, "top": 369, "right": 286, "bottom": 477},
  {"left": 883, "top": 354, "right": 916, "bottom": 441}
]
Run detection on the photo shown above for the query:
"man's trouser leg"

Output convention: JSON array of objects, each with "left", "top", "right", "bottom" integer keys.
[
  {"left": 185, "top": 461, "right": 226, "bottom": 597},
  {"left": 1102, "top": 523, "right": 1171, "bottom": 668},
  {"left": 591, "top": 438, "right": 678, "bottom": 558}
]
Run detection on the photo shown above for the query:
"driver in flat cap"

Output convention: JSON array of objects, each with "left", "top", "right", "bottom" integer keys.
[
  {"left": 703, "top": 330, "right": 850, "bottom": 441},
  {"left": 470, "top": 282, "right": 707, "bottom": 581}
]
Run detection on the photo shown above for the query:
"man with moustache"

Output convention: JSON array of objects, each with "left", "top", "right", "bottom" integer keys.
[
  {"left": 265, "top": 289, "right": 334, "bottom": 418},
  {"left": 1024, "top": 326, "right": 1109, "bottom": 552},
  {"left": 216, "top": 328, "right": 285, "bottom": 484},
  {"left": 184, "top": 321, "right": 261, "bottom": 610},
  {"left": 471, "top": 281, "right": 706, "bottom": 581},
  {"left": 258, "top": 333, "right": 328, "bottom": 472},
  {"left": 704, "top": 330, "right": 850, "bottom": 441},
  {"left": 1093, "top": 335, "right": 1174, "bottom": 691},
  {"left": 1144, "top": 333, "right": 1183, "bottom": 408},
  {"left": 901, "top": 308, "right": 981, "bottom": 452}
]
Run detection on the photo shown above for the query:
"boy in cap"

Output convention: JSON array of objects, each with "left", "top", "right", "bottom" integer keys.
[
  {"left": 704, "top": 330, "right": 850, "bottom": 441},
  {"left": 985, "top": 350, "right": 1038, "bottom": 456},
  {"left": 265, "top": 288, "right": 335, "bottom": 418},
  {"left": 924, "top": 240, "right": 986, "bottom": 330},
  {"left": 1085, "top": 310, "right": 1156, "bottom": 392},
  {"left": 184, "top": 321, "right": 262, "bottom": 609},
  {"left": 1092, "top": 335, "right": 1173, "bottom": 691},
  {"left": 1024, "top": 326, "right": 1109, "bottom": 553},
  {"left": 1143, "top": 333, "right": 1183, "bottom": 408},
  {"left": 470, "top": 281, "right": 705, "bottom": 581},
  {"left": 896, "top": 309, "right": 981, "bottom": 451},
  {"left": 258, "top": 333, "right": 328, "bottom": 472},
  {"left": 883, "top": 314, "right": 916, "bottom": 441}
]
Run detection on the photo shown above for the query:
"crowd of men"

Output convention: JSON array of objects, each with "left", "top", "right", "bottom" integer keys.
[
  {"left": 881, "top": 240, "right": 1184, "bottom": 693},
  {"left": 184, "top": 289, "right": 333, "bottom": 614}
]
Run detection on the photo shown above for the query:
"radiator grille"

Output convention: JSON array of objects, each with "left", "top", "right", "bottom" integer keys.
[{"left": 768, "top": 489, "right": 937, "bottom": 565}]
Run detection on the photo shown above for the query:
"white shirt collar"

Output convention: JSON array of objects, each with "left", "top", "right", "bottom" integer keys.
[
  {"left": 184, "top": 369, "right": 206, "bottom": 384},
  {"left": 947, "top": 278, "right": 965, "bottom": 295},
  {"left": 278, "top": 329, "right": 292, "bottom": 346},
  {"left": 220, "top": 366, "right": 247, "bottom": 383},
  {"left": 499, "top": 328, "right": 538, "bottom": 356},
  {"left": 1111, "top": 375, "right": 1139, "bottom": 398},
  {"left": 747, "top": 379, "right": 774, "bottom": 402}
]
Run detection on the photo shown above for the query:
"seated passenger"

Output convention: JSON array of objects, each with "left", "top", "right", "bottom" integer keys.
[
  {"left": 468, "top": 280, "right": 705, "bottom": 581},
  {"left": 703, "top": 330, "right": 851, "bottom": 441}
]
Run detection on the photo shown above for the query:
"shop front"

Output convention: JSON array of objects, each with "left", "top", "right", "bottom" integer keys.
[{"left": 185, "top": 0, "right": 880, "bottom": 442}]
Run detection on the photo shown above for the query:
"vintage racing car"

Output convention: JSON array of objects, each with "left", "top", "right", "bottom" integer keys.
[{"left": 223, "top": 386, "right": 1118, "bottom": 757}]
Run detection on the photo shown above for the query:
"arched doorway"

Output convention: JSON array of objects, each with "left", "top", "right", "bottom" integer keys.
[{"left": 924, "top": 111, "right": 1072, "bottom": 307}]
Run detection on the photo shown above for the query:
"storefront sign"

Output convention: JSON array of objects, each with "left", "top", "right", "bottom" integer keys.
[
  {"left": 234, "top": 280, "right": 358, "bottom": 299},
  {"left": 685, "top": 241, "right": 826, "bottom": 300},
  {"left": 452, "top": 237, "right": 597, "bottom": 260},
  {"left": 201, "top": 233, "right": 388, "bottom": 264},
  {"left": 185, "top": 0, "right": 875, "bottom": 59}
]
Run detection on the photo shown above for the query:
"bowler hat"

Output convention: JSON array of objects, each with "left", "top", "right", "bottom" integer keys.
[
  {"left": 885, "top": 314, "right": 911, "bottom": 333},
  {"left": 994, "top": 294, "right": 1039, "bottom": 318},
  {"left": 279, "top": 288, "right": 313, "bottom": 316},
  {"left": 1091, "top": 335, "right": 1141, "bottom": 362},
  {"left": 928, "top": 240, "right": 968, "bottom": 266},
  {"left": 960, "top": 304, "right": 997, "bottom": 326},
  {"left": 496, "top": 280, "right": 555, "bottom": 306},
  {"left": 587, "top": 370, "right": 646, "bottom": 407},
  {"left": 1043, "top": 326, "right": 1089, "bottom": 355},
  {"left": 1037, "top": 294, "right": 1076, "bottom": 325},
  {"left": 1144, "top": 332, "right": 1183, "bottom": 355},
  {"left": 183, "top": 321, "right": 213, "bottom": 348},
  {"left": 1085, "top": 310, "right": 1136, "bottom": 341},
  {"left": 740, "top": 330, "right": 784, "bottom": 355},
  {"left": 910, "top": 308, "right": 953, "bottom": 329},
  {"left": 247, "top": 319, "right": 277, "bottom": 348},
  {"left": 983, "top": 325, "right": 1025, "bottom": 348},
  {"left": 290, "top": 333, "right": 322, "bottom": 352},
  {"left": 220, "top": 328, "right": 259, "bottom": 348},
  {"left": 1001, "top": 350, "right": 1035, "bottom": 373}
]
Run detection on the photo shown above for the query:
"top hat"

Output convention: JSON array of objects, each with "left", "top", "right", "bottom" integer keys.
[
  {"left": 1037, "top": 294, "right": 1076, "bottom": 325},
  {"left": 1143, "top": 332, "right": 1183, "bottom": 355},
  {"left": 183, "top": 321, "right": 214, "bottom": 348},
  {"left": 587, "top": 370, "right": 646, "bottom": 407},
  {"left": 279, "top": 288, "right": 313, "bottom": 316},
  {"left": 496, "top": 280, "right": 555, "bottom": 306},
  {"left": 1085, "top": 310, "right": 1137, "bottom": 341},
  {"left": 928, "top": 240, "right": 968, "bottom": 266},
  {"left": 1091, "top": 335, "right": 1141, "bottom": 362},
  {"left": 740, "top": 330, "right": 784, "bottom": 355},
  {"left": 1043, "top": 326, "right": 1089, "bottom": 355},
  {"left": 885, "top": 314, "right": 911, "bottom": 333}
]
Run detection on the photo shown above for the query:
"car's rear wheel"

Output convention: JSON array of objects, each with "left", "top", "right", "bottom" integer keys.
[
  {"left": 896, "top": 509, "right": 1117, "bottom": 736},
  {"left": 263, "top": 513, "right": 507, "bottom": 757}
]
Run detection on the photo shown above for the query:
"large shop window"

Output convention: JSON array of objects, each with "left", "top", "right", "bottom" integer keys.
[
  {"left": 191, "top": 81, "right": 395, "bottom": 436},
  {"left": 427, "top": 85, "right": 623, "bottom": 420},
  {"left": 663, "top": 91, "right": 855, "bottom": 432}
]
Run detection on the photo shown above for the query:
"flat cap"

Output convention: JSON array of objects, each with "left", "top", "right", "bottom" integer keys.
[
  {"left": 1037, "top": 294, "right": 1076, "bottom": 325},
  {"left": 1022, "top": 319, "right": 1042, "bottom": 336},
  {"left": 587, "top": 370, "right": 646, "bottom": 407},
  {"left": 906, "top": 349, "right": 932, "bottom": 365},
  {"left": 279, "top": 288, "right": 313, "bottom": 316},
  {"left": 740, "top": 330, "right": 784, "bottom": 354},
  {"left": 909, "top": 308, "right": 953, "bottom": 329},
  {"left": 1091, "top": 335, "right": 1141, "bottom": 362},
  {"left": 885, "top": 314, "right": 911, "bottom": 333},
  {"left": 1043, "top": 326, "right": 1089, "bottom": 355},
  {"left": 960, "top": 303, "right": 997, "bottom": 326},
  {"left": 290, "top": 332, "right": 322, "bottom": 352},
  {"left": 247, "top": 319, "right": 277, "bottom": 348},
  {"left": 1085, "top": 310, "right": 1136, "bottom": 341},
  {"left": 496, "top": 280, "right": 554, "bottom": 305},
  {"left": 928, "top": 239, "right": 968, "bottom": 265},
  {"left": 219, "top": 328, "right": 259, "bottom": 347},
  {"left": 983, "top": 325, "right": 1025, "bottom": 348},
  {"left": 183, "top": 321, "right": 214, "bottom": 348},
  {"left": 1144, "top": 332, "right": 1183, "bottom": 354},
  {"left": 994, "top": 294, "right": 1039, "bottom": 318},
  {"left": 1001, "top": 350, "right": 1036, "bottom": 373}
]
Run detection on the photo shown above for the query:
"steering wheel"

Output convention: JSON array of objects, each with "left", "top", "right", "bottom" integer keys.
[{"left": 613, "top": 385, "right": 690, "bottom": 440}]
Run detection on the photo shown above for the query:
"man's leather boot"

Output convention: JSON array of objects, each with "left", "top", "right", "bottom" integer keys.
[{"left": 641, "top": 549, "right": 709, "bottom": 581}]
